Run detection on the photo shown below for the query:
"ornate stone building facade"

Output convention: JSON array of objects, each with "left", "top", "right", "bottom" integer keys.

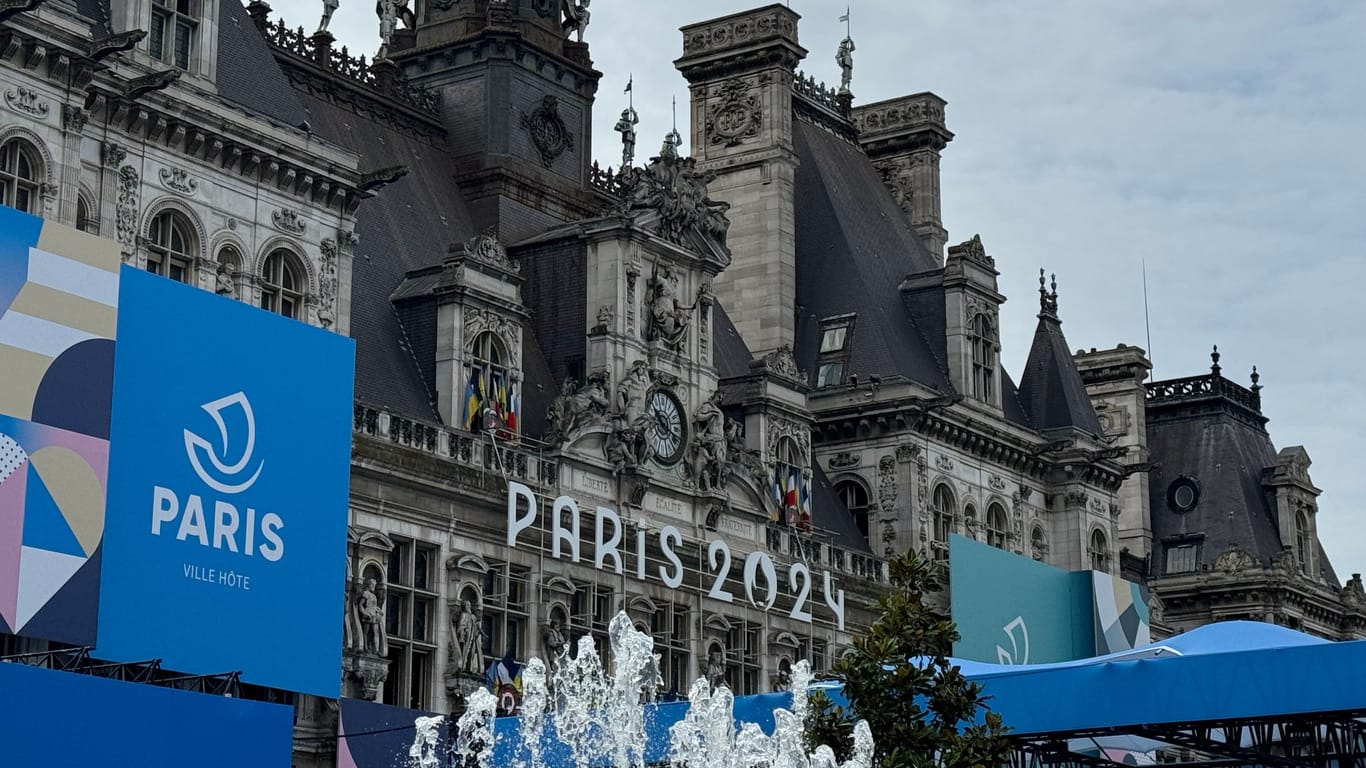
[{"left": 1, "top": 1, "right": 1359, "bottom": 765}]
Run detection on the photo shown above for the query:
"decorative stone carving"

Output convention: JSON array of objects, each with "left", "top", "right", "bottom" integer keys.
[
  {"left": 877, "top": 455, "right": 897, "bottom": 556},
  {"left": 851, "top": 94, "right": 947, "bottom": 133},
  {"left": 697, "top": 277, "right": 714, "bottom": 357},
  {"left": 450, "top": 599, "right": 484, "bottom": 674},
  {"left": 766, "top": 416, "right": 810, "bottom": 467},
  {"left": 896, "top": 443, "right": 920, "bottom": 463},
  {"left": 461, "top": 232, "right": 519, "bottom": 273},
  {"left": 836, "top": 36, "right": 854, "bottom": 95},
  {"left": 317, "top": 237, "right": 338, "bottom": 328},
  {"left": 102, "top": 142, "right": 126, "bottom": 168},
  {"left": 828, "top": 452, "right": 859, "bottom": 469},
  {"left": 605, "top": 416, "right": 650, "bottom": 476},
  {"left": 988, "top": 474, "right": 1007, "bottom": 491},
  {"left": 272, "top": 207, "right": 306, "bottom": 234},
  {"left": 724, "top": 418, "right": 765, "bottom": 485},
  {"left": 1215, "top": 547, "right": 1258, "bottom": 576},
  {"left": 625, "top": 260, "right": 640, "bottom": 335},
  {"left": 545, "top": 370, "right": 611, "bottom": 447},
  {"left": 4, "top": 86, "right": 48, "bottom": 117},
  {"left": 705, "top": 647, "right": 726, "bottom": 690},
  {"left": 351, "top": 655, "right": 389, "bottom": 701},
  {"left": 685, "top": 390, "right": 728, "bottom": 492},
  {"left": 158, "top": 166, "right": 197, "bottom": 195},
  {"left": 1148, "top": 592, "right": 1164, "bottom": 624},
  {"left": 682, "top": 9, "right": 797, "bottom": 56},
  {"left": 357, "top": 578, "right": 387, "bottom": 656},
  {"left": 591, "top": 304, "right": 614, "bottom": 335},
  {"left": 215, "top": 261, "right": 236, "bottom": 298},
  {"left": 605, "top": 362, "right": 654, "bottom": 471},
  {"left": 621, "top": 150, "right": 731, "bottom": 260},
  {"left": 562, "top": 0, "right": 590, "bottom": 43},
  {"left": 915, "top": 450, "right": 929, "bottom": 546},
  {"left": 934, "top": 454, "right": 954, "bottom": 473},
  {"left": 521, "top": 94, "right": 574, "bottom": 168},
  {"left": 615, "top": 106, "right": 639, "bottom": 168},
  {"left": 1089, "top": 497, "right": 1107, "bottom": 515},
  {"left": 644, "top": 261, "right": 696, "bottom": 350},
  {"left": 463, "top": 306, "right": 521, "bottom": 359},
  {"left": 115, "top": 166, "right": 139, "bottom": 262},
  {"left": 761, "top": 344, "right": 803, "bottom": 383},
  {"left": 543, "top": 618, "right": 568, "bottom": 657},
  {"left": 874, "top": 159, "right": 913, "bottom": 215},
  {"left": 1065, "top": 489, "right": 1089, "bottom": 507},
  {"left": 61, "top": 104, "right": 86, "bottom": 132},
  {"left": 948, "top": 233, "right": 995, "bottom": 268},
  {"left": 1343, "top": 574, "right": 1365, "bottom": 607},
  {"left": 707, "top": 78, "right": 761, "bottom": 148}
]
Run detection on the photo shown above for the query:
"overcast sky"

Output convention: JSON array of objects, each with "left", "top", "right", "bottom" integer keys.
[{"left": 274, "top": 0, "right": 1366, "bottom": 575}]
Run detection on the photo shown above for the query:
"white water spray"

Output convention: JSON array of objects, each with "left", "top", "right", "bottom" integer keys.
[{"left": 412, "top": 611, "right": 873, "bottom": 768}]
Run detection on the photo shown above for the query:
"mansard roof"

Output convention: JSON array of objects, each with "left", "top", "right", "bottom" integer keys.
[
  {"left": 811, "top": 463, "right": 872, "bottom": 554},
  {"left": 790, "top": 118, "right": 950, "bottom": 392},
  {"left": 1145, "top": 369, "right": 1340, "bottom": 586},
  {"left": 1016, "top": 287, "right": 1104, "bottom": 437},
  {"left": 217, "top": 0, "right": 309, "bottom": 128},
  {"left": 713, "top": 302, "right": 754, "bottom": 380}
]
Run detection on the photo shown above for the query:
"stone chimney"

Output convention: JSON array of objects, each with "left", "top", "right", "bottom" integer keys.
[{"left": 852, "top": 94, "right": 953, "bottom": 260}]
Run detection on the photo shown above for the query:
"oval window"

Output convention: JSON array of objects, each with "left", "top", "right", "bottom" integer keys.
[{"left": 1167, "top": 476, "right": 1200, "bottom": 512}]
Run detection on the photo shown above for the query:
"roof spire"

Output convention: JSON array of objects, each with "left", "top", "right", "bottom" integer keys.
[
  {"left": 1210, "top": 344, "right": 1221, "bottom": 376},
  {"left": 1038, "top": 268, "right": 1059, "bottom": 318}
]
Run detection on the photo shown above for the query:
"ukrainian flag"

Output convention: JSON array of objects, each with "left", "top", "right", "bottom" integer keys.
[{"left": 463, "top": 367, "right": 485, "bottom": 431}]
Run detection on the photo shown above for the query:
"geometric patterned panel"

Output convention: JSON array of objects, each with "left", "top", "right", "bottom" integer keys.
[
  {"left": 1092, "top": 570, "right": 1153, "bottom": 654},
  {"left": 0, "top": 204, "right": 118, "bottom": 646}
]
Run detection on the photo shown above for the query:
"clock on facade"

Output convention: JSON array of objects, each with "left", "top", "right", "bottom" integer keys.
[{"left": 644, "top": 389, "right": 687, "bottom": 465}]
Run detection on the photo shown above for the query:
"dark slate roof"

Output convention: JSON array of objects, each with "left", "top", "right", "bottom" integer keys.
[
  {"left": 713, "top": 302, "right": 753, "bottom": 380},
  {"left": 296, "top": 90, "right": 472, "bottom": 421},
  {"left": 74, "top": 0, "right": 110, "bottom": 36},
  {"left": 1000, "top": 369, "right": 1033, "bottom": 429},
  {"left": 1146, "top": 388, "right": 1340, "bottom": 587},
  {"left": 811, "top": 462, "right": 872, "bottom": 553},
  {"left": 217, "top": 1, "right": 310, "bottom": 128},
  {"left": 1016, "top": 311, "right": 1103, "bottom": 436},
  {"left": 791, "top": 119, "right": 952, "bottom": 393}
]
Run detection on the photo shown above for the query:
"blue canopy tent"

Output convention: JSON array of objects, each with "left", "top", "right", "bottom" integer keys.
[{"left": 487, "top": 622, "right": 1366, "bottom": 768}]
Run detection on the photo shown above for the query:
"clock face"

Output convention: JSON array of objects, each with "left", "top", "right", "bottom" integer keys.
[{"left": 644, "top": 390, "right": 686, "bottom": 465}]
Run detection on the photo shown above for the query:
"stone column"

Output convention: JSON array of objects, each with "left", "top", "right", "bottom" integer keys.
[{"left": 59, "top": 105, "right": 86, "bottom": 226}]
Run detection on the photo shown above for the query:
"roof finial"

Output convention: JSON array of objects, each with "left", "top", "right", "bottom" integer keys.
[
  {"left": 1250, "top": 365, "right": 1262, "bottom": 392},
  {"left": 1038, "top": 268, "right": 1059, "bottom": 317},
  {"left": 1210, "top": 344, "right": 1221, "bottom": 376}
]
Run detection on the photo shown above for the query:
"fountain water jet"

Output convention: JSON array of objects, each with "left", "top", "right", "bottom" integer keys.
[{"left": 413, "top": 611, "right": 873, "bottom": 768}]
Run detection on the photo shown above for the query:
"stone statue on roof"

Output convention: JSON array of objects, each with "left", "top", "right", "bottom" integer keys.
[
  {"left": 317, "top": 0, "right": 339, "bottom": 34},
  {"left": 376, "top": 0, "right": 397, "bottom": 59},
  {"left": 563, "top": 0, "right": 590, "bottom": 43},
  {"left": 615, "top": 106, "right": 639, "bottom": 169},
  {"left": 836, "top": 36, "right": 855, "bottom": 94}
]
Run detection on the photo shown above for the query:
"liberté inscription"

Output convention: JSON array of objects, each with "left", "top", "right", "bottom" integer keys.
[{"left": 506, "top": 482, "right": 845, "bottom": 629}]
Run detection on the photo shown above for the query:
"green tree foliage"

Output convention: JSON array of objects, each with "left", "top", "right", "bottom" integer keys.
[{"left": 806, "top": 550, "right": 1011, "bottom": 768}]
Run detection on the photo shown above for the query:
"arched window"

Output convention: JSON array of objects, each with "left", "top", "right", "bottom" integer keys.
[
  {"left": 986, "top": 503, "right": 1009, "bottom": 549},
  {"left": 968, "top": 313, "right": 996, "bottom": 405},
  {"left": 0, "top": 138, "right": 42, "bottom": 213},
  {"left": 260, "top": 248, "right": 304, "bottom": 318},
  {"left": 1089, "top": 529, "right": 1109, "bottom": 572},
  {"left": 931, "top": 484, "right": 956, "bottom": 560},
  {"left": 773, "top": 437, "right": 810, "bottom": 530},
  {"left": 147, "top": 209, "right": 196, "bottom": 283},
  {"left": 76, "top": 194, "right": 94, "bottom": 233},
  {"left": 463, "top": 331, "right": 517, "bottom": 435},
  {"left": 835, "top": 479, "right": 871, "bottom": 543},
  {"left": 1030, "top": 525, "right": 1048, "bottom": 561},
  {"left": 1294, "top": 510, "right": 1310, "bottom": 574}
]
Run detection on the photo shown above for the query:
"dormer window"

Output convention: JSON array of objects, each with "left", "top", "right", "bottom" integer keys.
[
  {"left": 150, "top": 0, "right": 198, "bottom": 70},
  {"left": 1294, "top": 509, "right": 1310, "bottom": 575},
  {"left": 464, "top": 331, "right": 518, "bottom": 436},
  {"left": 814, "top": 315, "right": 855, "bottom": 389},
  {"left": 968, "top": 312, "right": 997, "bottom": 405}
]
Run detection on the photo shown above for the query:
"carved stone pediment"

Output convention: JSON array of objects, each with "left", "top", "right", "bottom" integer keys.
[
  {"left": 459, "top": 232, "right": 520, "bottom": 274},
  {"left": 620, "top": 151, "right": 732, "bottom": 266}
]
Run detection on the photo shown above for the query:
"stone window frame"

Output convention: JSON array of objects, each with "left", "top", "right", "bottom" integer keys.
[
  {"left": 985, "top": 501, "right": 1009, "bottom": 550},
  {"left": 259, "top": 246, "right": 307, "bottom": 319},
  {"left": 1088, "top": 527, "right": 1110, "bottom": 572},
  {"left": 144, "top": 206, "right": 199, "bottom": 283},
  {"left": 0, "top": 134, "right": 45, "bottom": 214},
  {"left": 149, "top": 0, "right": 201, "bottom": 70},
  {"left": 1030, "top": 524, "right": 1048, "bottom": 561},
  {"left": 1294, "top": 509, "right": 1311, "bottom": 575},
  {"left": 482, "top": 561, "right": 531, "bottom": 666},
  {"left": 968, "top": 311, "right": 998, "bottom": 405},
  {"left": 381, "top": 537, "right": 439, "bottom": 710},
  {"left": 931, "top": 482, "right": 957, "bottom": 560},
  {"left": 463, "top": 330, "right": 515, "bottom": 433},
  {"left": 833, "top": 475, "right": 873, "bottom": 545},
  {"left": 645, "top": 598, "right": 692, "bottom": 696},
  {"left": 814, "top": 314, "right": 857, "bottom": 389}
]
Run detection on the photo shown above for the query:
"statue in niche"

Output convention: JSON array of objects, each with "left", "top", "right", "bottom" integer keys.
[
  {"left": 316, "top": 0, "right": 339, "bottom": 33},
  {"left": 687, "top": 390, "right": 728, "bottom": 491},
  {"left": 562, "top": 0, "right": 590, "bottom": 42},
  {"left": 545, "top": 373, "right": 611, "bottom": 446},
  {"left": 543, "top": 618, "right": 568, "bottom": 658},
  {"left": 705, "top": 649, "right": 726, "bottom": 690},
  {"left": 215, "top": 262, "right": 235, "bottom": 297},
  {"left": 836, "top": 36, "right": 855, "bottom": 94},
  {"left": 615, "top": 107, "right": 639, "bottom": 169},
  {"left": 451, "top": 599, "right": 485, "bottom": 675},
  {"left": 358, "top": 578, "right": 387, "bottom": 656},
  {"left": 723, "top": 417, "right": 766, "bottom": 482},
  {"left": 644, "top": 263, "right": 696, "bottom": 350}
]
